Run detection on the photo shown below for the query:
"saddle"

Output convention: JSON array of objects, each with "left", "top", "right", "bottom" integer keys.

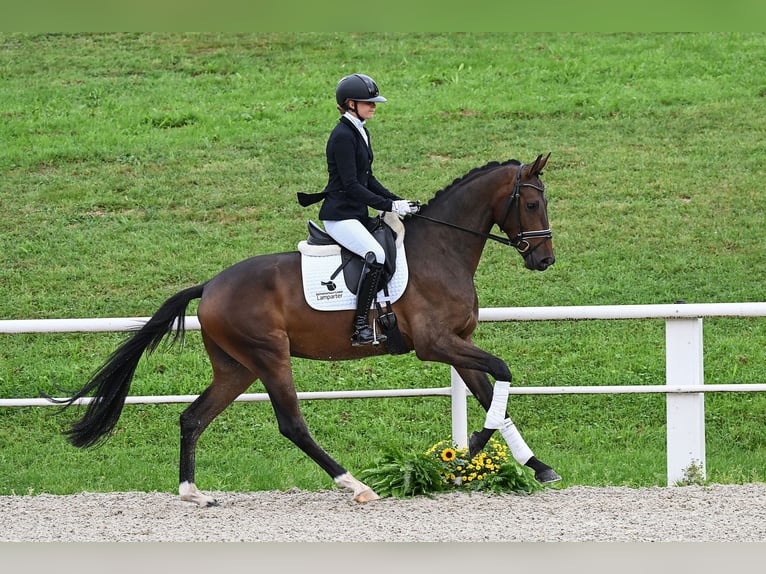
[
  {"left": 297, "top": 212, "right": 410, "bottom": 355},
  {"left": 305, "top": 216, "right": 398, "bottom": 295}
]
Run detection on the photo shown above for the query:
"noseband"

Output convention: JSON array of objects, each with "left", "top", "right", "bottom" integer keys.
[{"left": 412, "top": 163, "right": 553, "bottom": 258}]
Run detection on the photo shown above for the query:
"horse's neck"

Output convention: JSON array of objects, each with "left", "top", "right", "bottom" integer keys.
[
  {"left": 442, "top": 167, "right": 507, "bottom": 231},
  {"left": 439, "top": 167, "right": 506, "bottom": 232},
  {"left": 430, "top": 192, "right": 494, "bottom": 235},
  {"left": 409, "top": 168, "right": 505, "bottom": 273}
]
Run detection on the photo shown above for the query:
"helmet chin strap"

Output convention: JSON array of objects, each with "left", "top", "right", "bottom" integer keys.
[{"left": 347, "top": 101, "right": 363, "bottom": 121}]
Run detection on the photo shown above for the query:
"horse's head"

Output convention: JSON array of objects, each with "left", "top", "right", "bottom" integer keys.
[{"left": 494, "top": 153, "right": 555, "bottom": 271}]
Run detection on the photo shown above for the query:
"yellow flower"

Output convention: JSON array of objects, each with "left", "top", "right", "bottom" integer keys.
[{"left": 424, "top": 437, "right": 522, "bottom": 491}]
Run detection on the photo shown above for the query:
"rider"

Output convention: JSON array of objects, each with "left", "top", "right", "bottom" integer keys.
[{"left": 318, "top": 73, "right": 418, "bottom": 346}]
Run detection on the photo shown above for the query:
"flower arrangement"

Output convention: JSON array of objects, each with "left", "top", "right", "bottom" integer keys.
[
  {"left": 357, "top": 438, "right": 544, "bottom": 498},
  {"left": 426, "top": 438, "right": 510, "bottom": 488}
]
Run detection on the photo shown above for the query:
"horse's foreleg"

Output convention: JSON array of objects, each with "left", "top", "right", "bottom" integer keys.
[
  {"left": 456, "top": 367, "right": 560, "bottom": 483},
  {"left": 454, "top": 368, "right": 526, "bottom": 458},
  {"left": 452, "top": 367, "right": 498, "bottom": 455}
]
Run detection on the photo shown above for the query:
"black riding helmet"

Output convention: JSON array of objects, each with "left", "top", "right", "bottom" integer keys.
[{"left": 335, "top": 73, "right": 387, "bottom": 108}]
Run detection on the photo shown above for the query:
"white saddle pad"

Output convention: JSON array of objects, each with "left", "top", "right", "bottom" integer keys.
[
  {"left": 299, "top": 242, "right": 409, "bottom": 311},
  {"left": 298, "top": 215, "right": 409, "bottom": 312}
]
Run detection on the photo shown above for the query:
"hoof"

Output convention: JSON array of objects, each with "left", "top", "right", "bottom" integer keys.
[
  {"left": 179, "top": 481, "right": 218, "bottom": 507},
  {"left": 353, "top": 488, "right": 381, "bottom": 503},
  {"left": 180, "top": 494, "right": 219, "bottom": 507},
  {"left": 535, "top": 468, "right": 562, "bottom": 484}
]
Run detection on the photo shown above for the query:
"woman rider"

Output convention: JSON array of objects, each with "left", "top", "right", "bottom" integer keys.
[{"left": 317, "top": 73, "right": 418, "bottom": 346}]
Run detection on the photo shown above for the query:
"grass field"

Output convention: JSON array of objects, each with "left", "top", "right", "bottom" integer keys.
[{"left": 1, "top": 32, "right": 765, "bottom": 496}]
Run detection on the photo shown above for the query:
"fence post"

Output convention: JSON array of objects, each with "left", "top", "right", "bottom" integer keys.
[
  {"left": 450, "top": 368, "right": 469, "bottom": 449},
  {"left": 665, "top": 317, "right": 706, "bottom": 485}
]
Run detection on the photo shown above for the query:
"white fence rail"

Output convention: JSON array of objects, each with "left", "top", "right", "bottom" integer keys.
[{"left": 3, "top": 302, "right": 766, "bottom": 486}]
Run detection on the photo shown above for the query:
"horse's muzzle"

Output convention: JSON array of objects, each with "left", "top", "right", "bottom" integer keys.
[{"left": 527, "top": 254, "right": 555, "bottom": 271}]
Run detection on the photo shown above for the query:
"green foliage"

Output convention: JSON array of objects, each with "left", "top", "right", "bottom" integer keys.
[
  {"left": 359, "top": 438, "right": 542, "bottom": 498},
  {"left": 2, "top": 33, "right": 766, "bottom": 496},
  {"left": 358, "top": 448, "right": 446, "bottom": 498},
  {"left": 674, "top": 460, "right": 708, "bottom": 487}
]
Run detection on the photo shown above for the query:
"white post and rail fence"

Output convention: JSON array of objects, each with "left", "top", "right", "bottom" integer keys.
[{"left": 2, "top": 302, "right": 766, "bottom": 486}]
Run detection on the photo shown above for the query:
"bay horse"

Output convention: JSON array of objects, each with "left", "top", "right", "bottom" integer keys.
[{"left": 55, "top": 153, "right": 559, "bottom": 505}]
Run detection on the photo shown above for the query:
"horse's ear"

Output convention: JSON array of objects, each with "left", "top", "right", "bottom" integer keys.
[{"left": 527, "top": 152, "right": 551, "bottom": 176}]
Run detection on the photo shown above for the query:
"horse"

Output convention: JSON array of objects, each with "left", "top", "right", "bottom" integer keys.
[{"left": 54, "top": 153, "right": 559, "bottom": 506}]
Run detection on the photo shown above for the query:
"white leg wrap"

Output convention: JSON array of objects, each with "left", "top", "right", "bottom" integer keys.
[
  {"left": 500, "top": 417, "right": 534, "bottom": 465},
  {"left": 483, "top": 380, "right": 511, "bottom": 429}
]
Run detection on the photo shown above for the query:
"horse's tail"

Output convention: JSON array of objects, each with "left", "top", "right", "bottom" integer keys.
[{"left": 58, "top": 284, "right": 205, "bottom": 448}]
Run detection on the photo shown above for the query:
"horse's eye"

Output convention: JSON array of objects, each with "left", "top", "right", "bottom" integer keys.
[{"left": 526, "top": 202, "right": 538, "bottom": 210}]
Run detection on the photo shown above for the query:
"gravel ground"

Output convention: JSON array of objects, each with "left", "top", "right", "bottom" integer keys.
[{"left": 2, "top": 483, "right": 765, "bottom": 542}]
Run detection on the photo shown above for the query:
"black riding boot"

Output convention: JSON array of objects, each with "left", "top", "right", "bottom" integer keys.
[{"left": 351, "top": 255, "right": 387, "bottom": 347}]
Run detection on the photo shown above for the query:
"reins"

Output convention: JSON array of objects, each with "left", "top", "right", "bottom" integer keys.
[
  {"left": 410, "top": 163, "right": 553, "bottom": 258},
  {"left": 412, "top": 212, "right": 521, "bottom": 247}
]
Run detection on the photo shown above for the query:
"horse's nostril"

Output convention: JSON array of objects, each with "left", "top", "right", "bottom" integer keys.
[{"left": 538, "top": 256, "right": 555, "bottom": 270}]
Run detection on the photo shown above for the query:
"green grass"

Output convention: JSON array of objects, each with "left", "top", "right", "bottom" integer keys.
[{"left": 2, "top": 32, "right": 766, "bottom": 496}]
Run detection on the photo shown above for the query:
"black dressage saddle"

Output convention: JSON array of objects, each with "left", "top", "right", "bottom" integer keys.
[{"left": 305, "top": 216, "right": 398, "bottom": 294}]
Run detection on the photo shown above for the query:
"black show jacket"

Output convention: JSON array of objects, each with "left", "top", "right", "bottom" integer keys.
[{"left": 318, "top": 116, "right": 401, "bottom": 222}]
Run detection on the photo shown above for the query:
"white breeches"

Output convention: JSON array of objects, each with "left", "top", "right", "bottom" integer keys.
[{"left": 322, "top": 219, "right": 386, "bottom": 264}]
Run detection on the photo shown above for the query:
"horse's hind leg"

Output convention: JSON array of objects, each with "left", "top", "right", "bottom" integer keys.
[
  {"left": 255, "top": 339, "right": 379, "bottom": 502},
  {"left": 268, "top": 387, "right": 380, "bottom": 502},
  {"left": 179, "top": 340, "right": 257, "bottom": 507}
]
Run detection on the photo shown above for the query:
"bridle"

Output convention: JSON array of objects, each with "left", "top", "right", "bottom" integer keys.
[{"left": 411, "top": 163, "right": 553, "bottom": 258}]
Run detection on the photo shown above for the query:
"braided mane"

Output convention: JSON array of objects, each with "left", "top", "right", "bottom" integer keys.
[{"left": 422, "top": 158, "right": 521, "bottom": 208}]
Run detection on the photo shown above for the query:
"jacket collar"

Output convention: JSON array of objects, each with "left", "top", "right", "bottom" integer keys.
[{"left": 339, "top": 115, "right": 372, "bottom": 156}]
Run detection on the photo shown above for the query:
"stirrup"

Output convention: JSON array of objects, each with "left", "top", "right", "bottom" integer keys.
[{"left": 351, "top": 324, "right": 387, "bottom": 347}]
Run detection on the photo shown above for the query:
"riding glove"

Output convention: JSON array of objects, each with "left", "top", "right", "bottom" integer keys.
[{"left": 391, "top": 200, "right": 420, "bottom": 216}]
